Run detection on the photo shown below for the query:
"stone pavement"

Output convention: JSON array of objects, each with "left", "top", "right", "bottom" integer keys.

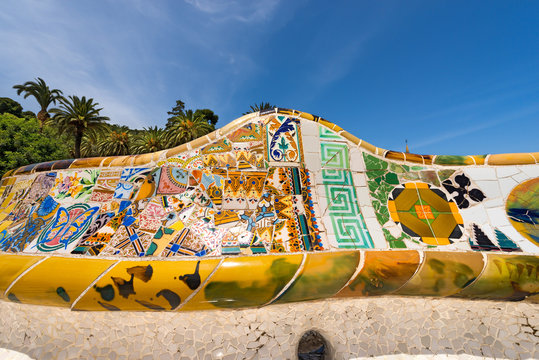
[{"left": 0, "top": 297, "right": 537, "bottom": 359}]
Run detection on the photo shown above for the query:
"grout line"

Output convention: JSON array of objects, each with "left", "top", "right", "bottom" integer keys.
[
  {"left": 265, "top": 253, "right": 307, "bottom": 306},
  {"left": 3, "top": 255, "right": 50, "bottom": 297},
  {"left": 334, "top": 250, "right": 364, "bottom": 294},
  {"left": 176, "top": 257, "right": 224, "bottom": 311},
  {"left": 70, "top": 259, "right": 121, "bottom": 310},
  {"left": 392, "top": 250, "right": 424, "bottom": 294},
  {"left": 456, "top": 252, "right": 489, "bottom": 294}
]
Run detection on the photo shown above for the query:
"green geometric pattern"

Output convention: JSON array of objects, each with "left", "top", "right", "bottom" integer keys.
[
  {"left": 319, "top": 126, "right": 341, "bottom": 140},
  {"left": 324, "top": 183, "right": 373, "bottom": 248},
  {"left": 320, "top": 141, "right": 373, "bottom": 249},
  {"left": 320, "top": 169, "right": 353, "bottom": 185},
  {"left": 320, "top": 142, "right": 349, "bottom": 169}
]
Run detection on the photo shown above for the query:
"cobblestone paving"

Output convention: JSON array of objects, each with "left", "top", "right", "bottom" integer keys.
[{"left": 0, "top": 297, "right": 537, "bottom": 359}]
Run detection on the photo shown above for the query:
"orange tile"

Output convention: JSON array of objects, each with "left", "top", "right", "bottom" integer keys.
[{"left": 488, "top": 153, "right": 536, "bottom": 165}]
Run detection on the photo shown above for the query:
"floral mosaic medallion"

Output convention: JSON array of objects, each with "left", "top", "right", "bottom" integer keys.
[
  {"left": 442, "top": 172, "right": 486, "bottom": 209},
  {"left": 388, "top": 182, "right": 463, "bottom": 245},
  {"left": 506, "top": 177, "right": 539, "bottom": 246},
  {"left": 49, "top": 170, "right": 100, "bottom": 202},
  {"left": 265, "top": 116, "right": 302, "bottom": 163}
]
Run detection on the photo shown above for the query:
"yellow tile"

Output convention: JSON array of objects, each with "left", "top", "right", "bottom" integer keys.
[
  {"left": 395, "top": 251, "right": 484, "bottom": 297},
  {"left": 274, "top": 251, "right": 359, "bottom": 303},
  {"left": 181, "top": 254, "right": 302, "bottom": 311},
  {"left": 109, "top": 156, "right": 134, "bottom": 167},
  {"left": 488, "top": 153, "right": 536, "bottom": 165},
  {"left": 132, "top": 153, "right": 153, "bottom": 166},
  {"left": 387, "top": 201, "right": 397, "bottom": 213},
  {"left": 69, "top": 157, "right": 103, "bottom": 168},
  {"left": 0, "top": 220, "right": 13, "bottom": 233},
  {"left": 341, "top": 131, "right": 362, "bottom": 145},
  {"left": 470, "top": 155, "right": 486, "bottom": 165},
  {"left": 0, "top": 254, "right": 44, "bottom": 298},
  {"left": 8, "top": 257, "right": 115, "bottom": 307},
  {"left": 335, "top": 250, "right": 420, "bottom": 297},
  {"left": 385, "top": 151, "right": 405, "bottom": 162},
  {"left": 360, "top": 140, "right": 377, "bottom": 154},
  {"left": 74, "top": 259, "right": 219, "bottom": 311},
  {"left": 165, "top": 144, "right": 189, "bottom": 158},
  {"left": 456, "top": 254, "right": 539, "bottom": 300},
  {"left": 299, "top": 112, "right": 314, "bottom": 121}
]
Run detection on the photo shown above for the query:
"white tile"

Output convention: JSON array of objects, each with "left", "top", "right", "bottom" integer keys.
[
  {"left": 302, "top": 136, "right": 320, "bottom": 154},
  {"left": 314, "top": 171, "right": 324, "bottom": 185},
  {"left": 361, "top": 205, "right": 377, "bottom": 219},
  {"left": 464, "top": 167, "right": 497, "bottom": 181},
  {"left": 352, "top": 172, "right": 367, "bottom": 187},
  {"left": 497, "top": 225, "right": 538, "bottom": 254},
  {"left": 349, "top": 148, "right": 366, "bottom": 172},
  {"left": 459, "top": 204, "right": 489, "bottom": 225},
  {"left": 316, "top": 191, "right": 328, "bottom": 212},
  {"left": 518, "top": 165, "right": 539, "bottom": 178},
  {"left": 364, "top": 218, "right": 388, "bottom": 249},
  {"left": 304, "top": 153, "right": 321, "bottom": 172},
  {"left": 300, "top": 119, "right": 318, "bottom": 137},
  {"left": 482, "top": 197, "right": 504, "bottom": 209},
  {"left": 512, "top": 171, "right": 532, "bottom": 183},
  {"left": 486, "top": 207, "right": 510, "bottom": 226},
  {"left": 356, "top": 186, "right": 372, "bottom": 205},
  {"left": 498, "top": 177, "right": 518, "bottom": 197},
  {"left": 496, "top": 166, "right": 520, "bottom": 178},
  {"left": 474, "top": 180, "right": 501, "bottom": 199}
]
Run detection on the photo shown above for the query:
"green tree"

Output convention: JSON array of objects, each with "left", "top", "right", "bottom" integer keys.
[
  {"left": 98, "top": 125, "right": 131, "bottom": 156},
  {"left": 195, "top": 108, "right": 219, "bottom": 126},
  {"left": 132, "top": 126, "right": 168, "bottom": 154},
  {"left": 22, "top": 111, "right": 36, "bottom": 119},
  {"left": 166, "top": 100, "right": 186, "bottom": 128},
  {"left": 80, "top": 128, "right": 106, "bottom": 158},
  {"left": 0, "top": 113, "right": 71, "bottom": 176},
  {"left": 243, "top": 102, "right": 276, "bottom": 115},
  {"left": 13, "top": 78, "right": 63, "bottom": 132},
  {"left": 166, "top": 110, "right": 213, "bottom": 147},
  {"left": 49, "top": 96, "right": 110, "bottom": 158},
  {"left": 166, "top": 100, "right": 219, "bottom": 128},
  {"left": 0, "top": 97, "right": 23, "bottom": 117}
]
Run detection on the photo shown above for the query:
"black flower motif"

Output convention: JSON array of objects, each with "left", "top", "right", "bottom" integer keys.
[{"left": 442, "top": 173, "right": 486, "bottom": 209}]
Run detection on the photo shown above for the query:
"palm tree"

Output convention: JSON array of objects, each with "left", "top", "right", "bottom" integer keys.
[
  {"left": 243, "top": 102, "right": 276, "bottom": 115},
  {"left": 80, "top": 127, "right": 107, "bottom": 157},
  {"left": 49, "top": 96, "right": 110, "bottom": 158},
  {"left": 13, "top": 78, "right": 63, "bottom": 132},
  {"left": 166, "top": 110, "right": 214, "bottom": 147},
  {"left": 99, "top": 126, "right": 131, "bottom": 156},
  {"left": 132, "top": 126, "right": 168, "bottom": 154}
]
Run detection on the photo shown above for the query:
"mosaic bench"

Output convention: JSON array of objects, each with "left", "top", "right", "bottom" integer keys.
[{"left": 0, "top": 108, "right": 537, "bottom": 311}]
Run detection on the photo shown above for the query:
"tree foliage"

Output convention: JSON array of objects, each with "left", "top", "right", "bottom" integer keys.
[
  {"left": 0, "top": 113, "right": 71, "bottom": 176},
  {"left": 0, "top": 97, "right": 23, "bottom": 117},
  {"left": 166, "top": 110, "right": 214, "bottom": 147},
  {"left": 13, "top": 78, "right": 63, "bottom": 132},
  {"left": 49, "top": 96, "right": 110, "bottom": 158},
  {"left": 243, "top": 102, "right": 276, "bottom": 115},
  {"left": 99, "top": 127, "right": 131, "bottom": 156},
  {"left": 2, "top": 84, "right": 220, "bottom": 174},
  {"left": 132, "top": 126, "right": 168, "bottom": 154}
]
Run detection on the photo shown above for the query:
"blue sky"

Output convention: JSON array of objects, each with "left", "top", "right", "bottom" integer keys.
[{"left": 1, "top": 0, "right": 538, "bottom": 155}]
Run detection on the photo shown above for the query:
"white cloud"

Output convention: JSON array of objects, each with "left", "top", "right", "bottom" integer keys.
[
  {"left": 184, "top": 0, "right": 280, "bottom": 22},
  {"left": 0, "top": 0, "right": 163, "bottom": 128}
]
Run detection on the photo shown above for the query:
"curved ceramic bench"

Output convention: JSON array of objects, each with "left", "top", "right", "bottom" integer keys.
[{"left": 0, "top": 108, "right": 538, "bottom": 311}]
